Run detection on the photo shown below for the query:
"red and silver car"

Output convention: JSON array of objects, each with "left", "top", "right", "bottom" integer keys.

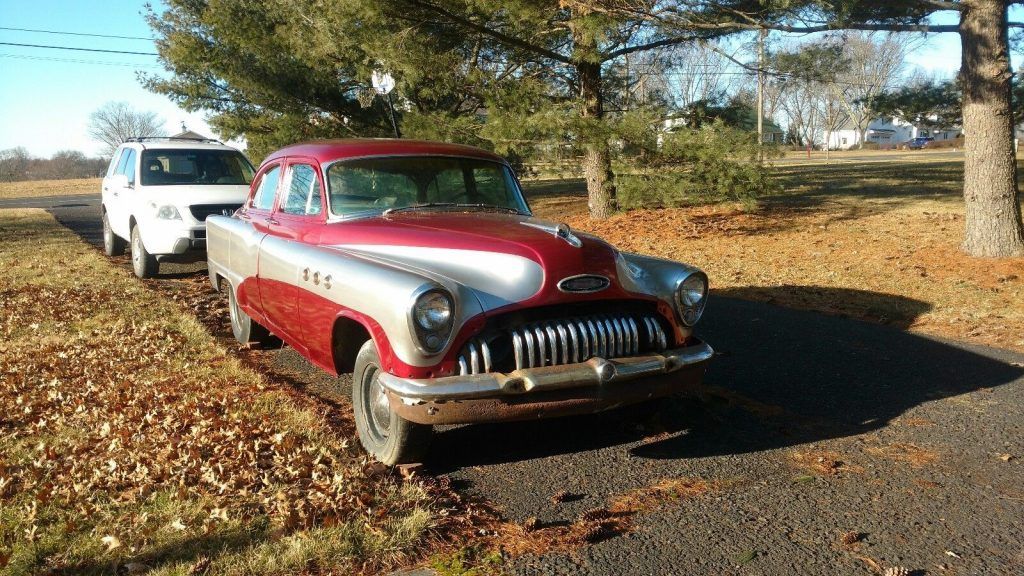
[{"left": 207, "top": 139, "right": 713, "bottom": 464}]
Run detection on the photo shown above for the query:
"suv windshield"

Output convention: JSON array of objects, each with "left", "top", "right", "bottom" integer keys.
[
  {"left": 325, "top": 156, "right": 529, "bottom": 217},
  {"left": 139, "top": 149, "right": 255, "bottom": 186}
]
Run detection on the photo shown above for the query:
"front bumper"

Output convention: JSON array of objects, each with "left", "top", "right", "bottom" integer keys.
[{"left": 381, "top": 341, "right": 713, "bottom": 425}]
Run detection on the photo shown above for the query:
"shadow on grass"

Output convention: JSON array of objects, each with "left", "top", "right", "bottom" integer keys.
[{"left": 428, "top": 289, "right": 1023, "bottom": 471}]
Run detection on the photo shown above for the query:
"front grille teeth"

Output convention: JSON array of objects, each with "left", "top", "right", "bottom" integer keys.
[{"left": 457, "top": 313, "right": 668, "bottom": 375}]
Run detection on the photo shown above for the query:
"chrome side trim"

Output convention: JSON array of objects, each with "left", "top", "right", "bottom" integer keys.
[{"left": 381, "top": 342, "right": 714, "bottom": 402}]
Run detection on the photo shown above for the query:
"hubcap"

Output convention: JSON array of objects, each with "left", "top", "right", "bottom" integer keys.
[
  {"left": 228, "top": 289, "right": 242, "bottom": 335},
  {"left": 365, "top": 366, "right": 391, "bottom": 440},
  {"left": 132, "top": 233, "right": 141, "bottom": 267},
  {"left": 103, "top": 216, "right": 111, "bottom": 249}
]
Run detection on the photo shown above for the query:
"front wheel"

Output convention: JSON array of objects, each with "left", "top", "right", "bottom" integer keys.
[
  {"left": 130, "top": 225, "right": 159, "bottom": 278},
  {"left": 352, "top": 340, "right": 431, "bottom": 465},
  {"left": 226, "top": 282, "right": 275, "bottom": 346},
  {"left": 102, "top": 210, "right": 126, "bottom": 256}
]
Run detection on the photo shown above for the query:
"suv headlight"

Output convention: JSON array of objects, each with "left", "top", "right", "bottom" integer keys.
[
  {"left": 674, "top": 272, "right": 708, "bottom": 327},
  {"left": 410, "top": 288, "right": 454, "bottom": 354},
  {"left": 154, "top": 204, "right": 182, "bottom": 220}
]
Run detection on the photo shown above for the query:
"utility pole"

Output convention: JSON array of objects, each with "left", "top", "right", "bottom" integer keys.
[{"left": 757, "top": 28, "right": 766, "bottom": 161}]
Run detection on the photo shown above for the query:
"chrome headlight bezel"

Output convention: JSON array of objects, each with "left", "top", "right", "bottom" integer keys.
[
  {"left": 673, "top": 271, "right": 708, "bottom": 327},
  {"left": 408, "top": 286, "right": 455, "bottom": 356}
]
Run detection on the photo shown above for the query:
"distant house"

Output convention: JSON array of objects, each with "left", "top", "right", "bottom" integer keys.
[
  {"left": 171, "top": 128, "right": 212, "bottom": 141},
  {"left": 826, "top": 117, "right": 961, "bottom": 150}
]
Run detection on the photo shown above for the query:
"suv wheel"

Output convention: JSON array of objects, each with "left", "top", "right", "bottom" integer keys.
[
  {"left": 130, "top": 225, "right": 159, "bottom": 278},
  {"left": 352, "top": 340, "right": 431, "bottom": 465},
  {"left": 102, "top": 210, "right": 126, "bottom": 256}
]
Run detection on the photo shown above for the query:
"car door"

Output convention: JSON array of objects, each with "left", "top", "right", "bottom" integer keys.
[
  {"left": 258, "top": 158, "right": 325, "bottom": 351},
  {"left": 102, "top": 148, "right": 134, "bottom": 238},
  {"left": 235, "top": 161, "right": 281, "bottom": 328}
]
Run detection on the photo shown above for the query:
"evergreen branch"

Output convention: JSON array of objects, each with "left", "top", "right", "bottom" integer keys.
[{"left": 402, "top": 0, "right": 572, "bottom": 64}]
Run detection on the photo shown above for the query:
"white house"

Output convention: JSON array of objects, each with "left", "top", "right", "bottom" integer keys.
[{"left": 826, "top": 117, "right": 961, "bottom": 150}]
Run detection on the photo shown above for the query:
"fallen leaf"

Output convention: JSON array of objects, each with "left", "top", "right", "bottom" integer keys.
[
  {"left": 101, "top": 534, "right": 121, "bottom": 552},
  {"left": 945, "top": 550, "right": 961, "bottom": 559},
  {"left": 170, "top": 519, "right": 187, "bottom": 531}
]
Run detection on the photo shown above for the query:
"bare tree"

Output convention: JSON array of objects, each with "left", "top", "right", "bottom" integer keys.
[
  {"left": 0, "top": 147, "right": 31, "bottom": 182},
  {"left": 663, "top": 42, "right": 739, "bottom": 109},
  {"left": 88, "top": 102, "right": 166, "bottom": 157},
  {"left": 835, "top": 32, "right": 914, "bottom": 149}
]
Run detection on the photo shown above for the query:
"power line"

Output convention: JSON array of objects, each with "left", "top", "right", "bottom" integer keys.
[
  {"left": 0, "top": 25, "right": 155, "bottom": 41},
  {"left": 0, "top": 53, "right": 162, "bottom": 69},
  {"left": 0, "top": 42, "right": 158, "bottom": 56}
]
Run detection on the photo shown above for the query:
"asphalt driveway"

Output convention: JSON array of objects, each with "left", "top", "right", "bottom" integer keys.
[{"left": 10, "top": 195, "right": 1023, "bottom": 575}]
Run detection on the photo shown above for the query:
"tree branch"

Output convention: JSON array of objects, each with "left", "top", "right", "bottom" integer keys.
[{"left": 402, "top": 0, "right": 572, "bottom": 64}]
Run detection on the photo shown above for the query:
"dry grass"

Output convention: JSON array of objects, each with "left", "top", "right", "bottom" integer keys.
[
  {"left": 789, "top": 449, "right": 864, "bottom": 476},
  {"left": 0, "top": 209, "right": 476, "bottom": 575},
  {"left": 865, "top": 443, "right": 940, "bottom": 467},
  {"left": 527, "top": 159, "right": 1024, "bottom": 353},
  {"left": 0, "top": 177, "right": 99, "bottom": 199}
]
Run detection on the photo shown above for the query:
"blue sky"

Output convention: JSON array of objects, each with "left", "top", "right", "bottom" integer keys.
[{"left": 0, "top": 2, "right": 1007, "bottom": 158}]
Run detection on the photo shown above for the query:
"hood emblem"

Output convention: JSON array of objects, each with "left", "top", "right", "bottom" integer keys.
[
  {"left": 558, "top": 274, "right": 610, "bottom": 294},
  {"left": 521, "top": 221, "right": 583, "bottom": 248},
  {"left": 222, "top": 208, "right": 235, "bottom": 216}
]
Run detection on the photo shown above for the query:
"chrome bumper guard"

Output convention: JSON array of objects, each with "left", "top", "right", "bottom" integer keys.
[{"left": 379, "top": 342, "right": 714, "bottom": 403}]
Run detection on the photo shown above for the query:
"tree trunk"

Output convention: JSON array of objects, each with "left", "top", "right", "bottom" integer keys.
[
  {"left": 574, "top": 20, "right": 616, "bottom": 219},
  {"left": 959, "top": 0, "right": 1024, "bottom": 256}
]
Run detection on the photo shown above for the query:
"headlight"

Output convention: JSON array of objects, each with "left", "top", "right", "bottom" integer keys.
[
  {"left": 674, "top": 272, "right": 708, "bottom": 327},
  {"left": 410, "top": 288, "right": 454, "bottom": 354},
  {"left": 154, "top": 205, "right": 182, "bottom": 220}
]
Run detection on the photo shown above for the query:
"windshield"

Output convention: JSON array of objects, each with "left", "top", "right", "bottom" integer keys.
[
  {"left": 325, "top": 156, "right": 529, "bottom": 217},
  {"left": 139, "top": 149, "right": 255, "bottom": 186}
]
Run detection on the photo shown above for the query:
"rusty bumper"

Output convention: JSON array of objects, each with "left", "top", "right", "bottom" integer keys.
[{"left": 381, "top": 341, "right": 713, "bottom": 425}]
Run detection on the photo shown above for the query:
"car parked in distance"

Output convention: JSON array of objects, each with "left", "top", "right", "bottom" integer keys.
[
  {"left": 101, "top": 137, "right": 255, "bottom": 278},
  {"left": 206, "top": 139, "right": 714, "bottom": 464},
  {"left": 906, "top": 136, "right": 934, "bottom": 150}
]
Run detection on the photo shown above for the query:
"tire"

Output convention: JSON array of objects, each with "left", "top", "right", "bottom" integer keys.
[
  {"left": 226, "top": 282, "right": 274, "bottom": 346},
  {"left": 352, "top": 340, "right": 431, "bottom": 465},
  {"left": 130, "top": 225, "right": 159, "bottom": 278},
  {"left": 102, "top": 210, "right": 126, "bottom": 256}
]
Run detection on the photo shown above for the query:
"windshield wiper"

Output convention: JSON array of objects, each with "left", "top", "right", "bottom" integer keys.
[{"left": 383, "top": 203, "right": 521, "bottom": 216}]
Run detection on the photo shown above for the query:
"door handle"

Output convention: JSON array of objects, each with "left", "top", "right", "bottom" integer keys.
[
  {"left": 112, "top": 192, "right": 119, "bottom": 197},
  {"left": 266, "top": 218, "right": 279, "bottom": 225}
]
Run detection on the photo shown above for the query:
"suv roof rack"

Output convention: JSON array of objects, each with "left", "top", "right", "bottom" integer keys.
[{"left": 125, "top": 136, "right": 224, "bottom": 144}]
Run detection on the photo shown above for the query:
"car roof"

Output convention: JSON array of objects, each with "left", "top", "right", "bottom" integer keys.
[
  {"left": 121, "top": 140, "right": 243, "bottom": 152},
  {"left": 263, "top": 138, "right": 506, "bottom": 166}
]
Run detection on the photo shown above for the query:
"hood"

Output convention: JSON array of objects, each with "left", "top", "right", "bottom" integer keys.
[
  {"left": 320, "top": 211, "right": 625, "bottom": 311},
  {"left": 140, "top": 184, "right": 250, "bottom": 207}
]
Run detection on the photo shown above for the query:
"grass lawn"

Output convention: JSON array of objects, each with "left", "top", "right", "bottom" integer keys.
[
  {"left": 0, "top": 178, "right": 100, "bottom": 199},
  {"left": 526, "top": 159, "right": 1024, "bottom": 354},
  {"left": 0, "top": 210, "right": 473, "bottom": 575}
]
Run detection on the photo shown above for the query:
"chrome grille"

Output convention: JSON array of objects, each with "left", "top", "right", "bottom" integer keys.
[{"left": 457, "top": 313, "right": 669, "bottom": 375}]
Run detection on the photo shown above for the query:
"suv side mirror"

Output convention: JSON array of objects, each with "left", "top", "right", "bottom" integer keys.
[{"left": 110, "top": 174, "right": 132, "bottom": 189}]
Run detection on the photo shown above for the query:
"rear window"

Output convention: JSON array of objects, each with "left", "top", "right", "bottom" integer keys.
[{"left": 139, "top": 149, "right": 255, "bottom": 186}]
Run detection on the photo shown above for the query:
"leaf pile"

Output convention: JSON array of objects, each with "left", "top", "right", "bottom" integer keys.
[{"left": 0, "top": 210, "right": 481, "bottom": 575}]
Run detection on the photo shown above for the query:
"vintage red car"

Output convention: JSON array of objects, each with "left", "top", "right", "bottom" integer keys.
[{"left": 207, "top": 139, "right": 713, "bottom": 464}]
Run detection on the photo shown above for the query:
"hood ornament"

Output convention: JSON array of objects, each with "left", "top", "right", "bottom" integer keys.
[{"left": 521, "top": 221, "right": 583, "bottom": 248}]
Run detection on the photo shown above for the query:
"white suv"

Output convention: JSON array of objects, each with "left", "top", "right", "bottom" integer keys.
[{"left": 101, "top": 138, "right": 255, "bottom": 278}]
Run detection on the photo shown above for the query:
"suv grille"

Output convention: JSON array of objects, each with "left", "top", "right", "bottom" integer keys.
[
  {"left": 190, "top": 204, "right": 242, "bottom": 221},
  {"left": 457, "top": 312, "right": 669, "bottom": 375}
]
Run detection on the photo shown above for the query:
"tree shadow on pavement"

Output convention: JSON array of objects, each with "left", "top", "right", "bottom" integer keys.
[{"left": 428, "top": 289, "right": 1024, "bottom": 471}]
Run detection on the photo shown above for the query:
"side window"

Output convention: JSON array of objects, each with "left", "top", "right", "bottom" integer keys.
[
  {"left": 280, "top": 163, "right": 322, "bottom": 216},
  {"left": 251, "top": 164, "right": 281, "bottom": 211},
  {"left": 472, "top": 166, "right": 511, "bottom": 205},
  {"left": 114, "top": 149, "right": 131, "bottom": 176},
  {"left": 108, "top": 149, "right": 126, "bottom": 176},
  {"left": 123, "top": 149, "right": 137, "bottom": 184}
]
